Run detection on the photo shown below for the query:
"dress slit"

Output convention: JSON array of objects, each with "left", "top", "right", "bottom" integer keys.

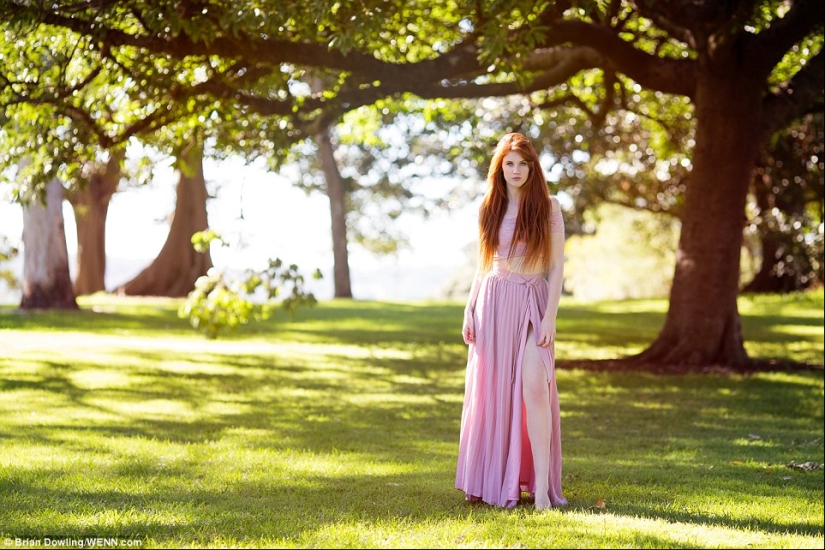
[{"left": 455, "top": 267, "right": 567, "bottom": 508}]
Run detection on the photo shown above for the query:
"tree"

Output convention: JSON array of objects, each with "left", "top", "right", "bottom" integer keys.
[
  {"left": 743, "top": 112, "right": 824, "bottom": 293},
  {"left": 316, "top": 126, "right": 353, "bottom": 298},
  {"left": 0, "top": 234, "right": 18, "bottom": 293},
  {"left": 20, "top": 176, "right": 77, "bottom": 310},
  {"left": 117, "top": 139, "right": 213, "bottom": 297},
  {"left": 2, "top": 1, "right": 822, "bottom": 368},
  {"left": 282, "top": 105, "right": 473, "bottom": 299},
  {"left": 67, "top": 149, "right": 124, "bottom": 295}
]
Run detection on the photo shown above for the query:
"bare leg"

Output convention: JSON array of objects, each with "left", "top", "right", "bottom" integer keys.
[{"left": 522, "top": 324, "right": 553, "bottom": 509}]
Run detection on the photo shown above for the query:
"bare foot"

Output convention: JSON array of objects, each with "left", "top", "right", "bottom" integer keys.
[{"left": 535, "top": 489, "right": 552, "bottom": 510}]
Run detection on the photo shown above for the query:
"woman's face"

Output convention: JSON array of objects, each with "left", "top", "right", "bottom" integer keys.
[{"left": 502, "top": 151, "right": 530, "bottom": 191}]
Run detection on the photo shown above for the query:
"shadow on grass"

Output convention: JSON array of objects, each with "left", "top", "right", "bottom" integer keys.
[
  {"left": 1, "top": 297, "right": 822, "bottom": 546},
  {"left": 0, "top": 304, "right": 191, "bottom": 334},
  {"left": 2, "top": 297, "right": 822, "bottom": 366},
  {"left": 0, "top": 345, "right": 466, "bottom": 451},
  {"left": 2, "top": 346, "right": 822, "bottom": 544},
  {"left": 3, "top": 459, "right": 821, "bottom": 545}
]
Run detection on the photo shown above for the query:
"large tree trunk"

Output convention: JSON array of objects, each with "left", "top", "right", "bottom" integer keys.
[
  {"left": 68, "top": 152, "right": 122, "bottom": 296},
  {"left": 117, "top": 141, "right": 212, "bottom": 297},
  {"left": 633, "top": 61, "right": 761, "bottom": 367},
  {"left": 742, "top": 171, "right": 811, "bottom": 294},
  {"left": 317, "top": 127, "right": 353, "bottom": 298},
  {"left": 20, "top": 177, "right": 78, "bottom": 310},
  {"left": 742, "top": 233, "right": 800, "bottom": 293}
]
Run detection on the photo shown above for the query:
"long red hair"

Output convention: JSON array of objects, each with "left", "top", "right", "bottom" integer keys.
[{"left": 478, "top": 133, "right": 550, "bottom": 271}]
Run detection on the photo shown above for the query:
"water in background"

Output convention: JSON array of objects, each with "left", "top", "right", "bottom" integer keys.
[{"left": 0, "top": 252, "right": 467, "bottom": 305}]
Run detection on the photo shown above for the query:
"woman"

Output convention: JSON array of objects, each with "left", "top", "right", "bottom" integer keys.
[{"left": 456, "top": 133, "right": 567, "bottom": 510}]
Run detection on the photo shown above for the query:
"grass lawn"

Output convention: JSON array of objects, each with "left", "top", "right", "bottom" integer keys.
[{"left": 0, "top": 290, "right": 822, "bottom": 549}]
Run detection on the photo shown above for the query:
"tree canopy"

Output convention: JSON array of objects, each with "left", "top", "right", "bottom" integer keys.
[
  {"left": 4, "top": 1, "right": 817, "bottom": 183},
  {"left": 2, "top": 0, "right": 822, "bottom": 368}
]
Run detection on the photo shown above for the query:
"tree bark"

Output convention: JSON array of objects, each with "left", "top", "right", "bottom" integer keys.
[
  {"left": 317, "top": 127, "right": 353, "bottom": 298},
  {"left": 117, "top": 140, "right": 212, "bottom": 297},
  {"left": 742, "top": 233, "right": 801, "bottom": 294},
  {"left": 20, "top": 177, "right": 78, "bottom": 310},
  {"left": 68, "top": 152, "right": 122, "bottom": 296},
  {"left": 742, "top": 176, "right": 802, "bottom": 294},
  {"left": 633, "top": 59, "right": 761, "bottom": 367}
]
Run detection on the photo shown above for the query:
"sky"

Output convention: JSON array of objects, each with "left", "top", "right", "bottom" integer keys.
[{"left": 0, "top": 154, "right": 481, "bottom": 304}]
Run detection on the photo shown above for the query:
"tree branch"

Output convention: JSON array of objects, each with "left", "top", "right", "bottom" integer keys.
[
  {"left": 761, "top": 48, "right": 825, "bottom": 142},
  {"left": 9, "top": 2, "right": 488, "bottom": 89},
  {"left": 13, "top": 5, "right": 386, "bottom": 74},
  {"left": 749, "top": 0, "right": 824, "bottom": 77},
  {"left": 532, "top": 19, "right": 695, "bottom": 98},
  {"left": 536, "top": 93, "right": 594, "bottom": 117}
]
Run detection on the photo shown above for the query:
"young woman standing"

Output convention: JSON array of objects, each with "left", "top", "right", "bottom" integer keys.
[{"left": 456, "top": 133, "right": 567, "bottom": 510}]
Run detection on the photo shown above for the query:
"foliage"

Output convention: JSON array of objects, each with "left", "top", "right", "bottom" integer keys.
[
  {"left": 178, "top": 230, "right": 322, "bottom": 338},
  {"left": 3, "top": 1, "right": 818, "bottom": 185},
  {"left": 0, "top": 293, "right": 821, "bottom": 548},
  {"left": 2, "top": 1, "right": 822, "bottom": 364},
  {"left": 744, "top": 112, "right": 825, "bottom": 290},
  {"left": 0, "top": 234, "right": 18, "bottom": 292},
  {"left": 279, "top": 100, "right": 488, "bottom": 255},
  {"left": 2, "top": 1, "right": 820, "bottom": 230},
  {"left": 564, "top": 204, "right": 680, "bottom": 300}
]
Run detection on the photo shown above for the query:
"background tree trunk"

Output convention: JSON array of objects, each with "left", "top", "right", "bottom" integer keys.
[
  {"left": 743, "top": 233, "right": 799, "bottom": 293},
  {"left": 633, "top": 63, "right": 761, "bottom": 367},
  {"left": 117, "top": 141, "right": 212, "bottom": 297},
  {"left": 742, "top": 177, "right": 800, "bottom": 294},
  {"left": 20, "top": 177, "right": 78, "bottom": 310},
  {"left": 68, "top": 152, "right": 122, "bottom": 296},
  {"left": 317, "top": 127, "right": 353, "bottom": 298},
  {"left": 742, "top": 162, "right": 821, "bottom": 293}
]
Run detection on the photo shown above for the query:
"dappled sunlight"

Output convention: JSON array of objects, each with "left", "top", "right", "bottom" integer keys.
[
  {"left": 295, "top": 507, "right": 821, "bottom": 549},
  {"left": 97, "top": 398, "right": 201, "bottom": 422},
  {"left": 746, "top": 340, "right": 823, "bottom": 366},
  {"left": 338, "top": 392, "right": 447, "bottom": 406},
  {"left": 730, "top": 437, "right": 783, "bottom": 449},
  {"left": 556, "top": 342, "right": 645, "bottom": 360},
  {"left": 68, "top": 368, "right": 137, "bottom": 389},
  {"left": 149, "top": 360, "right": 242, "bottom": 377},
  {"left": 765, "top": 324, "right": 825, "bottom": 338},
  {"left": 1, "top": 297, "right": 821, "bottom": 548},
  {"left": 568, "top": 298, "right": 669, "bottom": 314},
  {"left": 629, "top": 400, "right": 676, "bottom": 411},
  {"left": 4, "top": 401, "right": 123, "bottom": 428}
]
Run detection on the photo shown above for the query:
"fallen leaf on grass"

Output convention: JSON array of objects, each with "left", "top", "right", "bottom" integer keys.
[{"left": 589, "top": 497, "right": 606, "bottom": 510}]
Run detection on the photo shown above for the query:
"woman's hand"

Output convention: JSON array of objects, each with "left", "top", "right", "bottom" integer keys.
[
  {"left": 462, "top": 309, "right": 476, "bottom": 345},
  {"left": 537, "top": 315, "right": 556, "bottom": 348}
]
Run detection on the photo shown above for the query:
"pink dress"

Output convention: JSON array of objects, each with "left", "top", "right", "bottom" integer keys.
[{"left": 455, "top": 213, "right": 567, "bottom": 508}]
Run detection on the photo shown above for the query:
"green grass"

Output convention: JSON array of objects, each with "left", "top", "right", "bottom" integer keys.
[{"left": 0, "top": 290, "right": 822, "bottom": 548}]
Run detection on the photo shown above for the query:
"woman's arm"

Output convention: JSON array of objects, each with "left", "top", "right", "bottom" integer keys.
[
  {"left": 462, "top": 266, "right": 484, "bottom": 344},
  {"left": 463, "top": 204, "right": 485, "bottom": 345},
  {"left": 538, "top": 196, "right": 565, "bottom": 348}
]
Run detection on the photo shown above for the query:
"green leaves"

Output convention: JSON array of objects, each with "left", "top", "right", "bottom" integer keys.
[
  {"left": 180, "top": 231, "right": 322, "bottom": 338},
  {"left": 2, "top": 0, "right": 821, "bottom": 231},
  {"left": 0, "top": 234, "right": 18, "bottom": 293}
]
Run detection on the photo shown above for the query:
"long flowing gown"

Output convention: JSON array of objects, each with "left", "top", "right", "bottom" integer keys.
[{"left": 455, "top": 215, "right": 567, "bottom": 508}]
